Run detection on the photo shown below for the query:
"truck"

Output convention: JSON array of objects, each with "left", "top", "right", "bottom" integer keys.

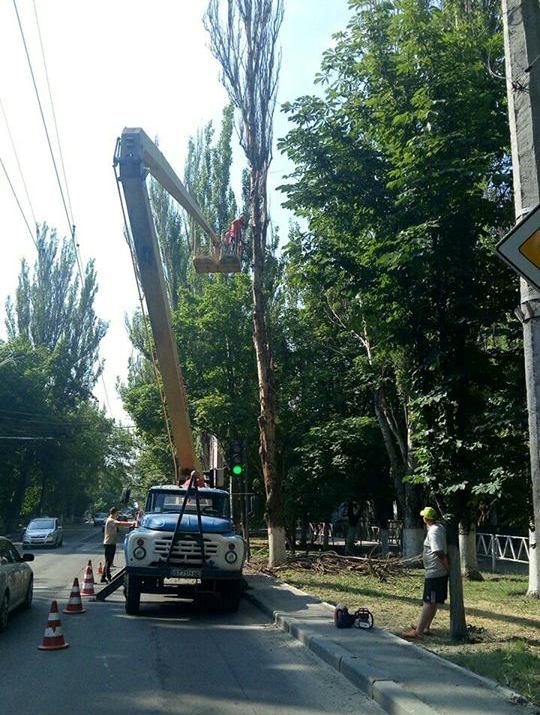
[{"left": 113, "top": 128, "right": 246, "bottom": 615}]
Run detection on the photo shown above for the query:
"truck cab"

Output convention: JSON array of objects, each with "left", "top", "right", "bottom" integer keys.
[{"left": 124, "top": 485, "right": 246, "bottom": 614}]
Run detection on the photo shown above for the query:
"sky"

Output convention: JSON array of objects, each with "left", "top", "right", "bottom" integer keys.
[{"left": 0, "top": 0, "right": 350, "bottom": 423}]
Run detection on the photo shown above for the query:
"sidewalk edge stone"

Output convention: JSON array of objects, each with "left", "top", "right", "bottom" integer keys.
[
  {"left": 372, "top": 680, "right": 440, "bottom": 715},
  {"left": 244, "top": 572, "right": 540, "bottom": 715}
]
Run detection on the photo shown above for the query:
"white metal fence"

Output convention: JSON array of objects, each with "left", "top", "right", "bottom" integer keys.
[
  {"left": 476, "top": 532, "right": 529, "bottom": 571},
  {"left": 304, "top": 526, "right": 529, "bottom": 571}
]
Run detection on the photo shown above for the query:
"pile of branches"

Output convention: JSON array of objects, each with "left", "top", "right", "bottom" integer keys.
[{"left": 252, "top": 550, "right": 422, "bottom": 582}]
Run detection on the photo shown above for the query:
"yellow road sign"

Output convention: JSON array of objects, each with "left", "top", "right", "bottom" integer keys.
[
  {"left": 497, "top": 204, "right": 540, "bottom": 289},
  {"left": 519, "top": 228, "right": 540, "bottom": 268}
]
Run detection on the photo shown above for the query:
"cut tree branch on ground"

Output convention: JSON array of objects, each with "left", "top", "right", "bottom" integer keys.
[{"left": 249, "top": 550, "right": 423, "bottom": 582}]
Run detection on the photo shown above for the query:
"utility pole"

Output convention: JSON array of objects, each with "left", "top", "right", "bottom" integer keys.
[{"left": 502, "top": 0, "right": 540, "bottom": 597}]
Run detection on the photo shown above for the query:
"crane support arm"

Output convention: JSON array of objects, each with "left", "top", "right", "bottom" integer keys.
[
  {"left": 119, "top": 128, "right": 220, "bottom": 247},
  {"left": 116, "top": 128, "right": 205, "bottom": 475}
]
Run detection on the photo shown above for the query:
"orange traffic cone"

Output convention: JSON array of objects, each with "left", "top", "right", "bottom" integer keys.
[
  {"left": 97, "top": 561, "right": 103, "bottom": 576},
  {"left": 38, "top": 600, "right": 69, "bottom": 650},
  {"left": 80, "top": 561, "right": 96, "bottom": 598},
  {"left": 63, "top": 578, "right": 86, "bottom": 614}
]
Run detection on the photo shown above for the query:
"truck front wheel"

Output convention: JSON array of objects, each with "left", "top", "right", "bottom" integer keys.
[
  {"left": 125, "top": 574, "right": 141, "bottom": 615},
  {"left": 219, "top": 579, "right": 243, "bottom": 613}
]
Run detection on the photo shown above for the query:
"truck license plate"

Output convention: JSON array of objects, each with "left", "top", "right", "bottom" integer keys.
[{"left": 169, "top": 568, "right": 201, "bottom": 579}]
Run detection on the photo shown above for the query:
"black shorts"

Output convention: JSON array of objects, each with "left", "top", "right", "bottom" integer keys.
[{"left": 423, "top": 575, "right": 448, "bottom": 604}]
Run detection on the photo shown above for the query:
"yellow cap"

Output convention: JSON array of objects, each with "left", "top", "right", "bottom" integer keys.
[{"left": 420, "top": 506, "right": 438, "bottom": 520}]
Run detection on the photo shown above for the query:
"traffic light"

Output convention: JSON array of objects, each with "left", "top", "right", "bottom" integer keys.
[{"left": 229, "top": 440, "right": 245, "bottom": 476}]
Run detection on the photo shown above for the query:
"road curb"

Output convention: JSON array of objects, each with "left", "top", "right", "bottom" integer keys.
[
  {"left": 245, "top": 586, "right": 439, "bottom": 715},
  {"left": 244, "top": 573, "right": 537, "bottom": 715}
]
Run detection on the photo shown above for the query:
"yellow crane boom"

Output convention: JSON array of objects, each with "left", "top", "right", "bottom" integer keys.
[{"left": 115, "top": 128, "right": 220, "bottom": 476}]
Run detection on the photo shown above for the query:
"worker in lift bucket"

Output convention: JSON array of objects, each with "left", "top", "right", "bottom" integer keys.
[
  {"left": 101, "top": 507, "right": 136, "bottom": 583},
  {"left": 224, "top": 216, "right": 245, "bottom": 250}
]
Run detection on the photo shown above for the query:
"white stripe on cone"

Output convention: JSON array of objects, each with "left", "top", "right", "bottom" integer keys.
[
  {"left": 80, "top": 565, "right": 95, "bottom": 596},
  {"left": 64, "top": 578, "right": 86, "bottom": 613},
  {"left": 38, "top": 600, "right": 69, "bottom": 650}
]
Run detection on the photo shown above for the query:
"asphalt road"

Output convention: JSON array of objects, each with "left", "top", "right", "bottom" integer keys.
[{"left": 0, "top": 526, "right": 384, "bottom": 715}]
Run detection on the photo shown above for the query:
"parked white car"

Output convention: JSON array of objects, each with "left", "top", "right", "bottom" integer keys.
[
  {"left": 0, "top": 537, "right": 34, "bottom": 631},
  {"left": 22, "top": 517, "right": 63, "bottom": 548},
  {"left": 92, "top": 512, "right": 107, "bottom": 527}
]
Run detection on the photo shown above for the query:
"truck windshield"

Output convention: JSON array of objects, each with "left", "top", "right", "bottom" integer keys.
[{"left": 148, "top": 491, "right": 230, "bottom": 519}]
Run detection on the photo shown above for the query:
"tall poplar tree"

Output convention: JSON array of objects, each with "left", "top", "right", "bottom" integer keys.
[
  {"left": 6, "top": 224, "right": 107, "bottom": 401},
  {"left": 205, "top": 0, "right": 286, "bottom": 566}
]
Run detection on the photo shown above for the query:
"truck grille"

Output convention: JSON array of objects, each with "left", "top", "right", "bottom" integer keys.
[{"left": 153, "top": 535, "right": 218, "bottom": 565}]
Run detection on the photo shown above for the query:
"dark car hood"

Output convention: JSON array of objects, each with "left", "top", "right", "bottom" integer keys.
[{"left": 140, "top": 513, "right": 234, "bottom": 535}]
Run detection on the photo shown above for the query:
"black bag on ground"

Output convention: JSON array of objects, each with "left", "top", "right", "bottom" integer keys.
[
  {"left": 334, "top": 603, "right": 355, "bottom": 628},
  {"left": 334, "top": 603, "right": 374, "bottom": 629}
]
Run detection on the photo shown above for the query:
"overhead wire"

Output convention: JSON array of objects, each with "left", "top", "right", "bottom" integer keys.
[
  {"left": 31, "top": 0, "right": 74, "bottom": 228},
  {"left": 12, "top": 0, "right": 114, "bottom": 418},
  {"left": 0, "top": 408, "right": 138, "bottom": 441},
  {"left": 0, "top": 154, "right": 38, "bottom": 248},
  {"left": 12, "top": 0, "right": 80, "bottom": 272},
  {"left": 0, "top": 436, "right": 56, "bottom": 441},
  {"left": 13, "top": 3, "right": 104, "bottom": 425},
  {"left": 0, "top": 95, "right": 37, "bottom": 230}
]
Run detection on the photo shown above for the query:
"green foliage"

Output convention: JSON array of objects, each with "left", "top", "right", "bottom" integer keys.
[
  {"left": 0, "top": 341, "right": 130, "bottom": 529},
  {"left": 278, "top": 0, "right": 528, "bottom": 526},
  {"left": 0, "top": 226, "right": 131, "bottom": 528},
  {"left": 6, "top": 224, "right": 107, "bottom": 401}
]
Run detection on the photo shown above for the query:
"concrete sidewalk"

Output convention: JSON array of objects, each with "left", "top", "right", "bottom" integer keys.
[{"left": 244, "top": 572, "right": 538, "bottom": 715}]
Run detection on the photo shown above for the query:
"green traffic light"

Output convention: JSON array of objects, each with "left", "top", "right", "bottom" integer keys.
[{"left": 232, "top": 464, "right": 244, "bottom": 476}]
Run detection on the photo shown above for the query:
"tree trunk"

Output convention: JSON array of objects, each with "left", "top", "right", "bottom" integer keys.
[
  {"left": 402, "top": 483, "right": 425, "bottom": 558},
  {"left": 345, "top": 525, "right": 357, "bottom": 555},
  {"left": 374, "top": 393, "right": 406, "bottom": 513},
  {"left": 251, "top": 170, "right": 286, "bottom": 567},
  {"left": 379, "top": 528, "right": 389, "bottom": 556},
  {"left": 299, "top": 518, "right": 308, "bottom": 551},
  {"left": 6, "top": 453, "right": 32, "bottom": 532},
  {"left": 459, "top": 521, "right": 483, "bottom": 581},
  {"left": 323, "top": 522, "right": 330, "bottom": 549},
  {"left": 446, "top": 517, "right": 468, "bottom": 641}
]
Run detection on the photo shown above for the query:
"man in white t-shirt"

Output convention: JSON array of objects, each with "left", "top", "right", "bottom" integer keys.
[
  {"left": 401, "top": 506, "right": 449, "bottom": 640},
  {"left": 101, "top": 507, "right": 136, "bottom": 583}
]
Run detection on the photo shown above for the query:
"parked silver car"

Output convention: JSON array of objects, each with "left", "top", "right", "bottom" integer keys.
[
  {"left": 22, "top": 517, "right": 63, "bottom": 548},
  {"left": 0, "top": 537, "right": 34, "bottom": 631}
]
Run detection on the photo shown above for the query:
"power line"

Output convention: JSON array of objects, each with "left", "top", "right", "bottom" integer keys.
[
  {"left": 0, "top": 153, "right": 38, "bottom": 248},
  {"left": 12, "top": 0, "right": 81, "bottom": 272},
  {"left": 31, "top": 0, "right": 74, "bottom": 227},
  {"left": 29, "top": 0, "right": 113, "bottom": 417},
  {"left": 0, "top": 436, "right": 56, "bottom": 441},
  {"left": 12, "top": 0, "right": 114, "bottom": 418},
  {"left": 0, "top": 95, "right": 37, "bottom": 228}
]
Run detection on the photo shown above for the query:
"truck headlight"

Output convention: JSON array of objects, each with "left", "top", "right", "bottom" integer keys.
[
  {"left": 133, "top": 547, "right": 146, "bottom": 560},
  {"left": 225, "top": 550, "right": 238, "bottom": 564}
]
